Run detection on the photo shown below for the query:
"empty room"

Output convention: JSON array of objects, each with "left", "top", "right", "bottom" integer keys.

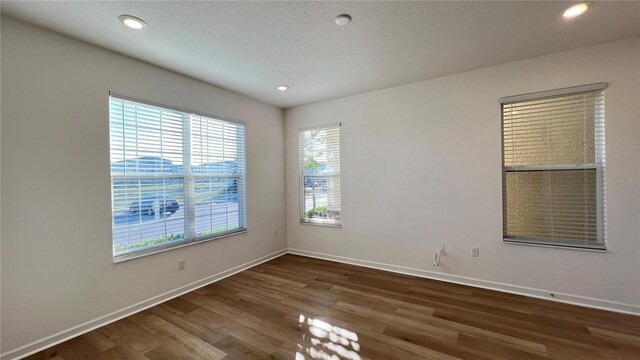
[{"left": 1, "top": 1, "right": 639, "bottom": 359}]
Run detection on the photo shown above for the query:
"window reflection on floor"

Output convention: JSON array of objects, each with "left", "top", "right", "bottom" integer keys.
[{"left": 296, "top": 314, "right": 361, "bottom": 360}]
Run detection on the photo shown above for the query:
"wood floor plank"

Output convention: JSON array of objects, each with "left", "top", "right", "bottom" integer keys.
[
  {"left": 102, "top": 343, "right": 148, "bottom": 360},
  {"left": 588, "top": 326, "right": 640, "bottom": 344},
  {"left": 96, "top": 317, "right": 162, "bottom": 354},
  {"left": 24, "top": 336, "right": 105, "bottom": 360},
  {"left": 214, "top": 335, "right": 274, "bottom": 360},
  {"left": 130, "top": 312, "right": 227, "bottom": 360},
  {"left": 456, "top": 334, "right": 549, "bottom": 360},
  {"left": 147, "top": 304, "right": 228, "bottom": 347},
  {"left": 383, "top": 324, "right": 501, "bottom": 360},
  {"left": 24, "top": 254, "right": 640, "bottom": 360}
]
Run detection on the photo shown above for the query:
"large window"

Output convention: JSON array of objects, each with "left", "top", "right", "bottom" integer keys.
[
  {"left": 501, "top": 83, "right": 606, "bottom": 250},
  {"left": 109, "top": 96, "right": 246, "bottom": 261},
  {"left": 299, "top": 124, "right": 342, "bottom": 226}
]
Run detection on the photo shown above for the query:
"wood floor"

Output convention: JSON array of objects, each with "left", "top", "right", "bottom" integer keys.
[{"left": 25, "top": 254, "right": 640, "bottom": 360}]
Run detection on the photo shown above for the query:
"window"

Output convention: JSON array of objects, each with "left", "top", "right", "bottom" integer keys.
[
  {"left": 501, "top": 83, "right": 606, "bottom": 250},
  {"left": 109, "top": 96, "right": 246, "bottom": 261},
  {"left": 298, "top": 124, "right": 342, "bottom": 226}
]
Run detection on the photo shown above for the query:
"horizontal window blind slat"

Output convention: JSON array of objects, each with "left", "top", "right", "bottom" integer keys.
[{"left": 503, "top": 98, "right": 602, "bottom": 114}]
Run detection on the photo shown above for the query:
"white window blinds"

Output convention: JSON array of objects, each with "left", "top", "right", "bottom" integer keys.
[
  {"left": 190, "top": 115, "right": 246, "bottom": 239},
  {"left": 299, "top": 124, "right": 342, "bottom": 226},
  {"left": 501, "top": 83, "right": 606, "bottom": 249},
  {"left": 109, "top": 96, "right": 246, "bottom": 261}
]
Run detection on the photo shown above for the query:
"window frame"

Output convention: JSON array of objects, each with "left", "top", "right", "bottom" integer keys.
[
  {"left": 298, "top": 123, "right": 342, "bottom": 228},
  {"left": 109, "top": 93, "right": 248, "bottom": 262},
  {"left": 499, "top": 83, "right": 607, "bottom": 251}
]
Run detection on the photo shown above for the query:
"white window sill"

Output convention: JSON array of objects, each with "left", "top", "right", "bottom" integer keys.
[
  {"left": 503, "top": 239, "right": 607, "bottom": 253},
  {"left": 300, "top": 220, "right": 342, "bottom": 228}
]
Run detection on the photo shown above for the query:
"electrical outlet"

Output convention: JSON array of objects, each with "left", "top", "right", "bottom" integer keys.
[
  {"left": 178, "top": 259, "right": 185, "bottom": 271},
  {"left": 274, "top": 229, "right": 278, "bottom": 237},
  {"left": 471, "top": 247, "right": 479, "bottom": 257}
]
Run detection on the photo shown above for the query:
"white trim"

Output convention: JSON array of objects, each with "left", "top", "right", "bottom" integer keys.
[
  {"left": 0, "top": 249, "right": 287, "bottom": 360},
  {"left": 287, "top": 248, "right": 640, "bottom": 315},
  {"left": 499, "top": 82, "right": 607, "bottom": 104},
  {"left": 503, "top": 239, "right": 607, "bottom": 252},
  {"left": 504, "top": 164, "right": 600, "bottom": 172},
  {"left": 4, "top": 247, "right": 637, "bottom": 360},
  {"left": 299, "top": 220, "right": 342, "bottom": 228}
]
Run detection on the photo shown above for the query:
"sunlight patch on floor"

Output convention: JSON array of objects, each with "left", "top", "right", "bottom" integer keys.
[{"left": 296, "top": 314, "right": 361, "bottom": 360}]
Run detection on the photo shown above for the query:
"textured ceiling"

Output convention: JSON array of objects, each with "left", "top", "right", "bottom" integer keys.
[{"left": 2, "top": 1, "right": 639, "bottom": 108}]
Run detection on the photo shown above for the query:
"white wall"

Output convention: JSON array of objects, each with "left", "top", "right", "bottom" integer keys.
[
  {"left": 0, "top": 17, "right": 286, "bottom": 354},
  {"left": 1, "top": 14, "right": 639, "bottom": 358},
  {"left": 285, "top": 37, "right": 640, "bottom": 313}
]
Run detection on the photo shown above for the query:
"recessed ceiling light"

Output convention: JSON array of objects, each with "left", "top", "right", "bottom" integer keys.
[
  {"left": 335, "top": 14, "right": 352, "bottom": 26},
  {"left": 563, "top": 2, "right": 590, "bottom": 19},
  {"left": 119, "top": 15, "right": 147, "bottom": 30},
  {"left": 277, "top": 85, "right": 289, "bottom": 91}
]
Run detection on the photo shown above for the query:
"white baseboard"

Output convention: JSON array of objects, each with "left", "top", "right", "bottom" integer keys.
[
  {"left": 4, "top": 247, "right": 637, "bottom": 360},
  {"left": 287, "top": 248, "right": 640, "bottom": 316},
  {"left": 0, "top": 249, "right": 287, "bottom": 360}
]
